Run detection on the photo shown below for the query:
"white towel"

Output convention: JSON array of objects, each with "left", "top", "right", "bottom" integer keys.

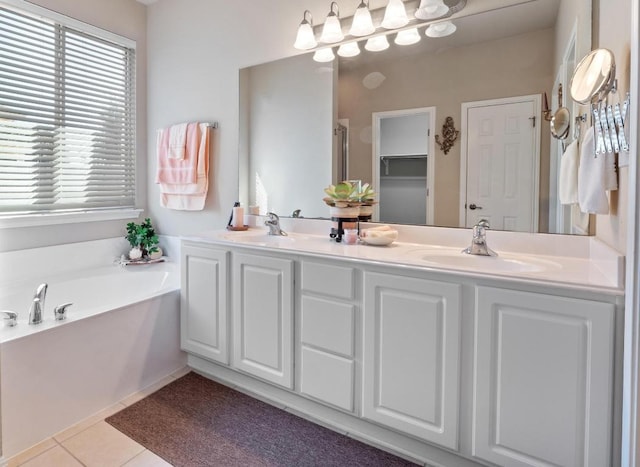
[
  {"left": 168, "top": 123, "right": 188, "bottom": 159},
  {"left": 559, "top": 139, "right": 579, "bottom": 205},
  {"left": 578, "top": 128, "right": 609, "bottom": 214}
]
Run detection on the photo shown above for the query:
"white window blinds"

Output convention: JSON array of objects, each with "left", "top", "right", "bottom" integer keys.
[{"left": 0, "top": 5, "right": 136, "bottom": 215}]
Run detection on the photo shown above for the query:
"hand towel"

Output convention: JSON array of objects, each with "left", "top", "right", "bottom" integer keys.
[
  {"left": 155, "top": 122, "right": 200, "bottom": 185},
  {"left": 578, "top": 128, "right": 609, "bottom": 214},
  {"left": 168, "top": 123, "right": 188, "bottom": 159},
  {"left": 160, "top": 123, "right": 210, "bottom": 211},
  {"left": 558, "top": 138, "right": 579, "bottom": 205}
]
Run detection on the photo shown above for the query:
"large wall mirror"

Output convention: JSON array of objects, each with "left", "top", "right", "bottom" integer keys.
[{"left": 239, "top": 0, "right": 593, "bottom": 235}]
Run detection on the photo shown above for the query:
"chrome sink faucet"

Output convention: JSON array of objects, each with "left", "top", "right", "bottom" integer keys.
[
  {"left": 265, "top": 212, "right": 287, "bottom": 236},
  {"left": 462, "top": 220, "right": 497, "bottom": 256},
  {"left": 28, "top": 283, "right": 48, "bottom": 325}
]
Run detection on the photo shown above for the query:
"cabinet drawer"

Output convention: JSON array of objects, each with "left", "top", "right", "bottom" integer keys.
[
  {"left": 301, "top": 261, "right": 355, "bottom": 300},
  {"left": 300, "top": 346, "right": 354, "bottom": 412},
  {"left": 301, "top": 295, "right": 354, "bottom": 357}
]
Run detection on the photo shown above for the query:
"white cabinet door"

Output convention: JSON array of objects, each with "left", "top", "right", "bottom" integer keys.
[
  {"left": 473, "top": 286, "right": 615, "bottom": 467},
  {"left": 362, "top": 272, "right": 461, "bottom": 450},
  {"left": 232, "top": 253, "right": 294, "bottom": 389},
  {"left": 181, "top": 244, "right": 229, "bottom": 364}
]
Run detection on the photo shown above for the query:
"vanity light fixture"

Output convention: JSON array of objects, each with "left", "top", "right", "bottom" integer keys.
[
  {"left": 313, "top": 47, "right": 336, "bottom": 62},
  {"left": 381, "top": 0, "right": 409, "bottom": 29},
  {"left": 425, "top": 20, "right": 456, "bottom": 37},
  {"left": 365, "top": 35, "right": 390, "bottom": 52},
  {"left": 415, "top": 0, "right": 449, "bottom": 20},
  {"left": 349, "top": 0, "right": 375, "bottom": 36},
  {"left": 337, "top": 41, "right": 361, "bottom": 57},
  {"left": 294, "top": 10, "right": 317, "bottom": 50},
  {"left": 395, "top": 28, "right": 421, "bottom": 45},
  {"left": 320, "top": 2, "right": 344, "bottom": 43}
]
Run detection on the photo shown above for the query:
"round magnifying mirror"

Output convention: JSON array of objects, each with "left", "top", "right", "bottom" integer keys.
[
  {"left": 570, "top": 48, "right": 616, "bottom": 104},
  {"left": 550, "top": 107, "right": 571, "bottom": 140}
]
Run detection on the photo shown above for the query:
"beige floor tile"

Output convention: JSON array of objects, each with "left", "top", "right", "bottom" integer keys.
[
  {"left": 20, "top": 445, "right": 82, "bottom": 467},
  {"left": 122, "top": 450, "right": 173, "bottom": 467},
  {"left": 6, "top": 438, "right": 57, "bottom": 467},
  {"left": 121, "top": 375, "right": 175, "bottom": 407},
  {"left": 54, "top": 402, "right": 126, "bottom": 443},
  {"left": 61, "top": 421, "right": 145, "bottom": 467},
  {"left": 169, "top": 366, "right": 190, "bottom": 380}
]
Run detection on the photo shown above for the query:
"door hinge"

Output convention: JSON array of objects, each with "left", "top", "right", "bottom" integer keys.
[
  {"left": 428, "top": 129, "right": 431, "bottom": 137},
  {"left": 529, "top": 116, "right": 536, "bottom": 127}
]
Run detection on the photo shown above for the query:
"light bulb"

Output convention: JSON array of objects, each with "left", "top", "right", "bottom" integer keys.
[
  {"left": 320, "top": 3, "right": 344, "bottom": 43},
  {"left": 365, "top": 35, "right": 390, "bottom": 52},
  {"left": 293, "top": 11, "right": 317, "bottom": 50},
  {"left": 337, "top": 42, "right": 361, "bottom": 57},
  {"left": 381, "top": 0, "right": 409, "bottom": 29},
  {"left": 425, "top": 21, "right": 456, "bottom": 38},
  {"left": 313, "top": 48, "right": 336, "bottom": 62},
  {"left": 349, "top": 0, "right": 375, "bottom": 36},
  {"left": 395, "top": 28, "right": 420, "bottom": 45},
  {"left": 415, "top": 0, "right": 449, "bottom": 20}
]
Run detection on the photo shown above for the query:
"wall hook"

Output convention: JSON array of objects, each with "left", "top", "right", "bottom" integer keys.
[{"left": 435, "top": 116, "right": 459, "bottom": 155}]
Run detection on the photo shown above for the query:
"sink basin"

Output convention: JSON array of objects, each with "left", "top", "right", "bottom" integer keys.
[
  {"left": 223, "top": 233, "right": 300, "bottom": 246},
  {"left": 407, "top": 248, "right": 561, "bottom": 273}
]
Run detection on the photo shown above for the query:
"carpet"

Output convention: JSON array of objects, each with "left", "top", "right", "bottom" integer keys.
[{"left": 106, "top": 372, "right": 418, "bottom": 467}]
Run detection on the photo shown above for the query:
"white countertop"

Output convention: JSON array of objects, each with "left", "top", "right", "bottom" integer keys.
[{"left": 183, "top": 223, "right": 625, "bottom": 295}]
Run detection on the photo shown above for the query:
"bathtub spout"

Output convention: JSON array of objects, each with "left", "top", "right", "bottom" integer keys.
[{"left": 28, "top": 283, "right": 47, "bottom": 325}]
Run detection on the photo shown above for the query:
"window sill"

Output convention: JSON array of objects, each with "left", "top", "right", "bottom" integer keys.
[{"left": 0, "top": 209, "right": 143, "bottom": 229}]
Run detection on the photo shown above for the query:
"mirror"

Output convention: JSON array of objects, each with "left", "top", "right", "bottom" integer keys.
[
  {"left": 570, "top": 48, "right": 616, "bottom": 104},
  {"left": 239, "top": 0, "right": 593, "bottom": 234},
  {"left": 551, "top": 107, "right": 571, "bottom": 140}
]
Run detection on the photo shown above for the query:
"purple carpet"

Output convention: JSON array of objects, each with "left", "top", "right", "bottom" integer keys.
[{"left": 106, "top": 372, "right": 418, "bottom": 466}]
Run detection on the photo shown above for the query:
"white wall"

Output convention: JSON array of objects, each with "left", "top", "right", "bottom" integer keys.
[{"left": 0, "top": 0, "right": 148, "bottom": 252}]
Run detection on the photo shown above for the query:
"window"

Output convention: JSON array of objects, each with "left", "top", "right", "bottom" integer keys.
[{"left": 0, "top": 3, "right": 136, "bottom": 219}]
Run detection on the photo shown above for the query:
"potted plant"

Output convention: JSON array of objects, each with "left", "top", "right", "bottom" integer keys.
[
  {"left": 356, "top": 183, "right": 376, "bottom": 221},
  {"left": 125, "top": 218, "right": 161, "bottom": 260}
]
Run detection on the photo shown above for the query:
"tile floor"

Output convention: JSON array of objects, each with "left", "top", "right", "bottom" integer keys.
[{"left": 7, "top": 367, "right": 191, "bottom": 467}]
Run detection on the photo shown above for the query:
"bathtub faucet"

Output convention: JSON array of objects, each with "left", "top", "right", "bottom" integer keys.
[{"left": 28, "top": 283, "right": 48, "bottom": 325}]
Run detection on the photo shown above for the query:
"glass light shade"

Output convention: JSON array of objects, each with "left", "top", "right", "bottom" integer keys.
[
  {"left": 313, "top": 48, "right": 336, "bottom": 62},
  {"left": 395, "top": 28, "right": 421, "bottom": 45},
  {"left": 415, "top": 0, "right": 448, "bottom": 20},
  {"left": 337, "top": 42, "right": 361, "bottom": 57},
  {"left": 365, "top": 35, "right": 390, "bottom": 52},
  {"left": 381, "top": 0, "right": 409, "bottom": 29},
  {"left": 293, "top": 12, "right": 317, "bottom": 50},
  {"left": 425, "top": 21, "right": 456, "bottom": 37},
  {"left": 349, "top": 1, "right": 375, "bottom": 36},
  {"left": 320, "top": 4, "right": 344, "bottom": 43}
]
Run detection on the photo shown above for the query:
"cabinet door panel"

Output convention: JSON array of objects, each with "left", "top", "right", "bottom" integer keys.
[
  {"left": 300, "top": 346, "right": 354, "bottom": 412},
  {"left": 232, "top": 253, "right": 294, "bottom": 389},
  {"left": 363, "top": 272, "right": 461, "bottom": 450},
  {"left": 180, "top": 245, "right": 228, "bottom": 364},
  {"left": 301, "top": 295, "right": 354, "bottom": 357},
  {"left": 473, "top": 286, "right": 615, "bottom": 467}
]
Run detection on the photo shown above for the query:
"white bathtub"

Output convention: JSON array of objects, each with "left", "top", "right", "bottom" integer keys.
[{"left": 0, "top": 241, "right": 186, "bottom": 459}]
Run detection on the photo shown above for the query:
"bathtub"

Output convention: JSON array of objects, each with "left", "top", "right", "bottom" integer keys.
[{"left": 0, "top": 239, "right": 186, "bottom": 459}]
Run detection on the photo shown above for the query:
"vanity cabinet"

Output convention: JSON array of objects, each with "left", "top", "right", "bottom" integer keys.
[
  {"left": 362, "top": 271, "right": 462, "bottom": 450},
  {"left": 231, "top": 252, "right": 294, "bottom": 389},
  {"left": 472, "top": 286, "right": 615, "bottom": 467},
  {"left": 298, "top": 260, "right": 357, "bottom": 412},
  {"left": 180, "top": 243, "right": 229, "bottom": 364}
]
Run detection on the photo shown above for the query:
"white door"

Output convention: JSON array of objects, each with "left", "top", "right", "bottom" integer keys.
[
  {"left": 232, "top": 253, "right": 294, "bottom": 389},
  {"left": 362, "top": 272, "right": 461, "bottom": 450},
  {"left": 461, "top": 96, "right": 540, "bottom": 232},
  {"left": 473, "top": 286, "right": 615, "bottom": 467},
  {"left": 181, "top": 244, "right": 229, "bottom": 364}
]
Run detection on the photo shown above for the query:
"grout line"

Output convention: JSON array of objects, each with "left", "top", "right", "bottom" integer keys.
[{"left": 57, "top": 443, "right": 87, "bottom": 467}]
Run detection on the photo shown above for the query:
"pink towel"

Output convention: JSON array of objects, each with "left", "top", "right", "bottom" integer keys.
[
  {"left": 159, "top": 123, "right": 210, "bottom": 211},
  {"left": 168, "top": 123, "right": 188, "bottom": 159},
  {"left": 155, "top": 123, "right": 200, "bottom": 184}
]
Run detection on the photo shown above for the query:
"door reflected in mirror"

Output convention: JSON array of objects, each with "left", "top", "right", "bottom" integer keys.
[{"left": 239, "top": 0, "right": 594, "bottom": 235}]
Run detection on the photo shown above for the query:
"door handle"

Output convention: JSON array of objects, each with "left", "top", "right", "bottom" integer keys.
[{"left": 468, "top": 203, "right": 483, "bottom": 210}]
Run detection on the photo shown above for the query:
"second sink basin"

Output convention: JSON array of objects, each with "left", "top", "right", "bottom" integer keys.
[{"left": 407, "top": 248, "right": 561, "bottom": 273}]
